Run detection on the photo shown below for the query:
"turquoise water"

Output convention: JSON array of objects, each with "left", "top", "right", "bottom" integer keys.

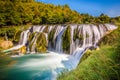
[{"left": 1, "top": 52, "right": 79, "bottom": 80}]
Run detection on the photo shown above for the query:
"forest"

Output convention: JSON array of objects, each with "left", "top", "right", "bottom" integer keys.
[{"left": 0, "top": 0, "right": 120, "bottom": 26}]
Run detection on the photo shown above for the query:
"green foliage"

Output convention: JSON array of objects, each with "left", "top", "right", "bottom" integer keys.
[
  {"left": 0, "top": 27, "right": 16, "bottom": 40},
  {"left": 81, "top": 14, "right": 95, "bottom": 24},
  {"left": 0, "top": 1, "right": 117, "bottom": 26},
  {"left": 99, "top": 25, "right": 120, "bottom": 46},
  {"left": 58, "top": 46, "right": 120, "bottom": 80},
  {"left": 113, "top": 31, "right": 120, "bottom": 76},
  {"left": 96, "top": 14, "right": 110, "bottom": 23},
  {"left": 0, "top": 1, "right": 81, "bottom": 26},
  {"left": 0, "top": 25, "right": 30, "bottom": 41},
  {"left": 80, "top": 49, "right": 93, "bottom": 62},
  {"left": 62, "top": 26, "right": 71, "bottom": 53}
]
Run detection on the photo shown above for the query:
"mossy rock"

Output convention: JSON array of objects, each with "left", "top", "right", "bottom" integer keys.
[
  {"left": 36, "top": 33, "right": 47, "bottom": 53},
  {"left": 62, "top": 26, "right": 71, "bottom": 53},
  {"left": 28, "top": 32, "right": 47, "bottom": 53},
  {"left": 28, "top": 32, "right": 38, "bottom": 52},
  {"left": 28, "top": 32, "right": 36, "bottom": 42},
  {"left": 37, "top": 46, "right": 47, "bottom": 53}
]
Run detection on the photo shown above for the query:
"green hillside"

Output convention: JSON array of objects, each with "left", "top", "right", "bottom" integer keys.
[{"left": 0, "top": 0, "right": 120, "bottom": 26}]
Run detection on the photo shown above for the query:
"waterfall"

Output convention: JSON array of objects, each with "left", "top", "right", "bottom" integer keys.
[
  {"left": 2, "top": 30, "right": 29, "bottom": 53},
  {"left": 2, "top": 24, "right": 117, "bottom": 80},
  {"left": 55, "top": 27, "right": 66, "bottom": 53},
  {"left": 3, "top": 24, "right": 117, "bottom": 58},
  {"left": 70, "top": 25, "right": 77, "bottom": 55}
]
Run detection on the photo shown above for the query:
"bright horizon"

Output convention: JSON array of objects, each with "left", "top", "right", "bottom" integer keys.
[{"left": 37, "top": 0, "right": 120, "bottom": 17}]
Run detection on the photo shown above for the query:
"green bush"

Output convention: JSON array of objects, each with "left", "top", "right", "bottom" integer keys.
[{"left": 0, "top": 27, "right": 16, "bottom": 40}]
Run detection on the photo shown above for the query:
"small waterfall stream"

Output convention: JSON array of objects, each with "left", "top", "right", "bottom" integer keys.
[{"left": 2, "top": 24, "right": 117, "bottom": 80}]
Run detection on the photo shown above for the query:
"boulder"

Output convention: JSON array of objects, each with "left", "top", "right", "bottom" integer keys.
[{"left": 0, "top": 40, "right": 13, "bottom": 50}]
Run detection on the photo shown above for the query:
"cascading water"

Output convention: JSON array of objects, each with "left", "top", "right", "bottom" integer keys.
[
  {"left": 4, "top": 24, "right": 117, "bottom": 54},
  {"left": 2, "top": 24, "right": 117, "bottom": 80},
  {"left": 2, "top": 30, "right": 30, "bottom": 53},
  {"left": 55, "top": 27, "right": 66, "bottom": 53}
]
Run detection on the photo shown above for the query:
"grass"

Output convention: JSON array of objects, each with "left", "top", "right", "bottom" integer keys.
[{"left": 57, "top": 46, "right": 120, "bottom": 80}]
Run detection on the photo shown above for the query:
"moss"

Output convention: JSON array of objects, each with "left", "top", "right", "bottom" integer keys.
[
  {"left": 28, "top": 32, "right": 36, "bottom": 42},
  {"left": 36, "top": 32, "right": 47, "bottom": 53},
  {"left": 80, "top": 49, "right": 93, "bottom": 62},
  {"left": 26, "top": 32, "right": 48, "bottom": 53},
  {"left": 62, "top": 26, "right": 71, "bottom": 53},
  {"left": 28, "top": 32, "right": 37, "bottom": 52}
]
